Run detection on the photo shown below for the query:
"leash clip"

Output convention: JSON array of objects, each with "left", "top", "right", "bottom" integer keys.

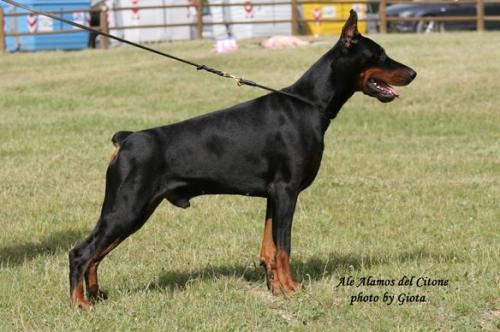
[{"left": 221, "top": 72, "right": 243, "bottom": 86}]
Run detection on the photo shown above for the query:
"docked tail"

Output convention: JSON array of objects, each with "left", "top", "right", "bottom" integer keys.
[{"left": 111, "top": 131, "right": 133, "bottom": 145}]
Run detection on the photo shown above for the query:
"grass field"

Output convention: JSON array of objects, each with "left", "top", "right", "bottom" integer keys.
[{"left": 0, "top": 33, "right": 499, "bottom": 331}]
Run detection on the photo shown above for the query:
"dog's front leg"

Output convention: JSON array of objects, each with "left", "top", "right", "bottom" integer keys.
[
  {"left": 260, "top": 199, "right": 277, "bottom": 292},
  {"left": 263, "top": 183, "right": 303, "bottom": 295}
]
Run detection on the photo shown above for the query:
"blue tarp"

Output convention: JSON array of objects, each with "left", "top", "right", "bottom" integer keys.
[{"left": 1, "top": 0, "right": 90, "bottom": 52}]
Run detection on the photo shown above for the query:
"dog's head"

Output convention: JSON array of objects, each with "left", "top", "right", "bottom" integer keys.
[{"left": 336, "top": 10, "right": 416, "bottom": 103}]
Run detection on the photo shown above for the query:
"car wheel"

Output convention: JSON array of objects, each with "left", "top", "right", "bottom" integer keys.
[{"left": 416, "top": 17, "right": 445, "bottom": 33}]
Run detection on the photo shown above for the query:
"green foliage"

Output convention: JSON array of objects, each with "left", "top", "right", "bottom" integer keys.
[{"left": 0, "top": 33, "right": 499, "bottom": 331}]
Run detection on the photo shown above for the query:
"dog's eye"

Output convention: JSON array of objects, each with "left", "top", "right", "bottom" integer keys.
[
  {"left": 371, "top": 50, "right": 387, "bottom": 63},
  {"left": 369, "top": 54, "right": 380, "bottom": 63}
]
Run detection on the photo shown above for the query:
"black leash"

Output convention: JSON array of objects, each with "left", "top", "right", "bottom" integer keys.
[{"left": 1, "top": 0, "right": 313, "bottom": 105}]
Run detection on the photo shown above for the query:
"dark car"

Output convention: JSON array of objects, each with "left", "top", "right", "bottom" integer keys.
[{"left": 385, "top": 1, "right": 500, "bottom": 33}]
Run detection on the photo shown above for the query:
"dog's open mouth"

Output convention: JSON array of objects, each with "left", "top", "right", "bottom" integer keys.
[{"left": 366, "top": 78, "right": 399, "bottom": 103}]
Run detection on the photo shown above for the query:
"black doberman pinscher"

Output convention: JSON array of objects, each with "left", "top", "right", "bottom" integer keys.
[{"left": 69, "top": 10, "right": 416, "bottom": 310}]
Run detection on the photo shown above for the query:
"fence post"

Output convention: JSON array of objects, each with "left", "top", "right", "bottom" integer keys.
[
  {"left": 291, "top": 0, "right": 298, "bottom": 35},
  {"left": 379, "top": 0, "right": 387, "bottom": 33},
  {"left": 100, "top": 9, "right": 109, "bottom": 49},
  {"left": 196, "top": 0, "right": 203, "bottom": 39},
  {"left": 477, "top": 0, "right": 484, "bottom": 31},
  {"left": 0, "top": 8, "right": 5, "bottom": 54}
]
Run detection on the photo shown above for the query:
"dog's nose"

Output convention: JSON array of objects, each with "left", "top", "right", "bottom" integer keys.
[{"left": 408, "top": 69, "right": 417, "bottom": 81}]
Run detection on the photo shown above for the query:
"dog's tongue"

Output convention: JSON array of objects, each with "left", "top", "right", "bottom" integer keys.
[{"left": 378, "top": 81, "right": 399, "bottom": 97}]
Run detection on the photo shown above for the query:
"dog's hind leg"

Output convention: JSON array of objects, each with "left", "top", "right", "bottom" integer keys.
[
  {"left": 83, "top": 206, "right": 161, "bottom": 303},
  {"left": 84, "top": 236, "right": 123, "bottom": 301},
  {"left": 69, "top": 164, "right": 162, "bottom": 310},
  {"left": 69, "top": 197, "right": 160, "bottom": 310}
]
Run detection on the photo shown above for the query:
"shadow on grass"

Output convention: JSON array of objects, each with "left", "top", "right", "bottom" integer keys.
[
  {"left": 144, "top": 248, "right": 459, "bottom": 292},
  {"left": 0, "top": 229, "right": 86, "bottom": 267}
]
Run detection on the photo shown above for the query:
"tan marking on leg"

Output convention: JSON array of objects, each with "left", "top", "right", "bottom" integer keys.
[
  {"left": 275, "top": 249, "right": 292, "bottom": 294},
  {"left": 260, "top": 218, "right": 281, "bottom": 293},
  {"left": 259, "top": 218, "right": 303, "bottom": 295},
  {"left": 71, "top": 281, "right": 92, "bottom": 311},
  {"left": 275, "top": 249, "right": 303, "bottom": 296},
  {"left": 109, "top": 144, "right": 120, "bottom": 164},
  {"left": 260, "top": 218, "right": 276, "bottom": 266},
  {"left": 85, "top": 238, "right": 123, "bottom": 300},
  {"left": 87, "top": 263, "right": 99, "bottom": 297}
]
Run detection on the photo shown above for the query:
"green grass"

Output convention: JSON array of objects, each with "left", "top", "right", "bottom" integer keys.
[{"left": 1, "top": 33, "right": 499, "bottom": 331}]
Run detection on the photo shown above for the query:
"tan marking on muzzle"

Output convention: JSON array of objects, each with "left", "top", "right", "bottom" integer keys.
[{"left": 356, "top": 67, "right": 413, "bottom": 91}]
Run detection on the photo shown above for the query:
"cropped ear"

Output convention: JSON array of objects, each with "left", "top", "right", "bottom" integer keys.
[{"left": 341, "top": 9, "right": 360, "bottom": 49}]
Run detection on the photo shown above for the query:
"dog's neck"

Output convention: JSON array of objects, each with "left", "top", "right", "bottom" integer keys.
[{"left": 286, "top": 45, "right": 356, "bottom": 120}]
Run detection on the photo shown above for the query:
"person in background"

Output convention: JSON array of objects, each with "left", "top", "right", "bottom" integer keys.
[{"left": 88, "top": 0, "right": 106, "bottom": 48}]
